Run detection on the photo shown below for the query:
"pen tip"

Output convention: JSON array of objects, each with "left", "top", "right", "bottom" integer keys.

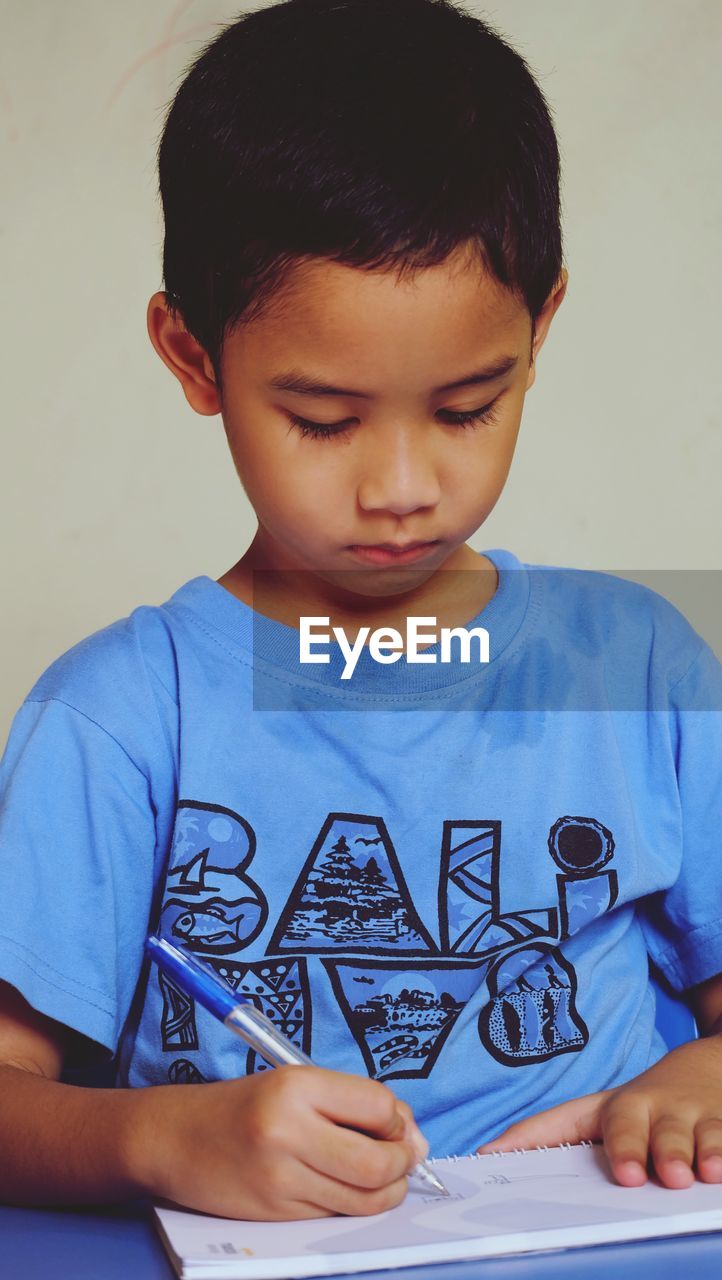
[
  {"left": 423, "top": 1167, "right": 451, "bottom": 1197},
  {"left": 409, "top": 1160, "right": 451, "bottom": 1198}
]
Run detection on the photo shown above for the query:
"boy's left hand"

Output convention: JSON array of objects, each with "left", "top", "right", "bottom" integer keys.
[{"left": 476, "top": 1036, "right": 722, "bottom": 1188}]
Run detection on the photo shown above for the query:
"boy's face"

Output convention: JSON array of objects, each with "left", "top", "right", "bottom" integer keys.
[{"left": 149, "top": 242, "right": 565, "bottom": 610}]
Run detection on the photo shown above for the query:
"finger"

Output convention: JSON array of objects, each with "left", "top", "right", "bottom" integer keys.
[
  {"left": 309, "top": 1117, "right": 417, "bottom": 1189},
  {"left": 297, "top": 1163, "right": 409, "bottom": 1218},
  {"left": 694, "top": 1118, "right": 722, "bottom": 1183},
  {"left": 264, "top": 1199, "right": 337, "bottom": 1221},
  {"left": 648, "top": 1113, "right": 696, "bottom": 1188},
  {"left": 225, "top": 1154, "right": 338, "bottom": 1221},
  {"left": 476, "top": 1092, "right": 607, "bottom": 1153},
  {"left": 395, "top": 1098, "right": 430, "bottom": 1162},
  {"left": 600, "top": 1097, "right": 650, "bottom": 1186},
  {"left": 308, "top": 1071, "right": 404, "bottom": 1141}
]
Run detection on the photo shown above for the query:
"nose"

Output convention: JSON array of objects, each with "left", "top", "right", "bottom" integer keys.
[{"left": 356, "top": 421, "right": 441, "bottom": 516}]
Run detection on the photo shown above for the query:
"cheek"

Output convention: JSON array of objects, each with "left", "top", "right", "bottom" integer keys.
[
  {"left": 446, "top": 434, "right": 511, "bottom": 483},
  {"left": 283, "top": 448, "right": 352, "bottom": 499},
  {"left": 251, "top": 448, "right": 347, "bottom": 528},
  {"left": 442, "top": 427, "right": 521, "bottom": 511}
]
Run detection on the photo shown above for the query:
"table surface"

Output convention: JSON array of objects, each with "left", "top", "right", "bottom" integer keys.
[{"left": 1, "top": 1202, "right": 722, "bottom": 1280}]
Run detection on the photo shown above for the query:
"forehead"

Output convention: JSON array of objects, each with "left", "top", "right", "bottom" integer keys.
[{"left": 231, "top": 245, "right": 530, "bottom": 381}]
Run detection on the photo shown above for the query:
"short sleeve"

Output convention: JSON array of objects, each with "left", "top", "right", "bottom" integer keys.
[
  {"left": 639, "top": 640, "right": 722, "bottom": 991},
  {"left": 0, "top": 696, "right": 158, "bottom": 1056}
]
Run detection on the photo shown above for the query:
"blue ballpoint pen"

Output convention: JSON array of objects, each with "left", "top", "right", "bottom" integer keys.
[{"left": 145, "top": 934, "right": 449, "bottom": 1199}]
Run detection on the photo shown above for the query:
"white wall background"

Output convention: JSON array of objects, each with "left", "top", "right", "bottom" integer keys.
[{"left": 1, "top": 0, "right": 721, "bottom": 742}]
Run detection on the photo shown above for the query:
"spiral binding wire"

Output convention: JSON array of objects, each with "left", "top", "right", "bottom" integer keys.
[{"left": 429, "top": 1139, "right": 594, "bottom": 1164}]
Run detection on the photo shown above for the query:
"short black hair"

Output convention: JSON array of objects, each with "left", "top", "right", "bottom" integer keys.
[{"left": 158, "top": 0, "right": 563, "bottom": 377}]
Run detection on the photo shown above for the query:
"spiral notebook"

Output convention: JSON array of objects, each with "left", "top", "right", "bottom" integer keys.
[{"left": 153, "top": 1141, "right": 722, "bottom": 1279}]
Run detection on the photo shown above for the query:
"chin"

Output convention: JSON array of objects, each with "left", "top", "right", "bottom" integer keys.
[{"left": 321, "top": 563, "right": 442, "bottom": 601}]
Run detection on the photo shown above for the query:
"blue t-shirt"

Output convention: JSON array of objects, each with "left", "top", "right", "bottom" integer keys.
[{"left": 1, "top": 548, "right": 721, "bottom": 1156}]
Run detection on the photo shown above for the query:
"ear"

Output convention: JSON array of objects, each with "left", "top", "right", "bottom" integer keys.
[
  {"left": 146, "top": 292, "right": 221, "bottom": 416},
  {"left": 525, "top": 268, "right": 568, "bottom": 391}
]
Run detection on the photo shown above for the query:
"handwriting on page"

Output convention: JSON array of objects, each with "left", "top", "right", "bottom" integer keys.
[{"left": 418, "top": 1168, "right": 583, "bottom": 1200}]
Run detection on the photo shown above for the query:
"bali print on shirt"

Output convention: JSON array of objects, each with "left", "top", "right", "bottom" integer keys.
[
  {"left": 159, "top": 951, "right": 312, "bottom": 1073},
  {"left": 158, "top": 800, "right": 274, "bottom": 1055},
  {"left": 269, "top": 813, "right": 435, "bottom": 955},
  {"left": 433, "top": 814, "right": 618, "bottom": 1065},
  {"left": 155, "top": 802, "right": 617, "bottom": 1080},
  {"left": 202, "top": 954, "right": 311, "bottom": 1076},
  {"left": 438, "top": 819, "right": 558, "bottom": 955},
  {"left": 167, "top": 1058, "right": 208, "bottom": 1084},
  {"left": 324, "top": 957, "right": 490, "bottom": 1080},
  {"left": 160, "top": 801, "right": 268, "bottom": 954},
  {"left": 478, "top": 943, "right": 589, "bottom": 1065}
]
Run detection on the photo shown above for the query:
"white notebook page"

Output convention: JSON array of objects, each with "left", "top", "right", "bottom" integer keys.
[{"left": 153, "top": 1142, "right": 722, "bottom": 1280}]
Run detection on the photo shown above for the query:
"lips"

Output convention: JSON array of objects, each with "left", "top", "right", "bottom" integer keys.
[
  {"left": 348, "top": 540, "right": 439, "bottom": 566},
  {"left": 367, "top": 541, "right": 433, "bottom": 552}
]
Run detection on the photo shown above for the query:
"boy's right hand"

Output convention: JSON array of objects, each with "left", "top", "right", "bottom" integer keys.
[{"left": 132, "top": 1065, "right": 428, "bottom": 1220}]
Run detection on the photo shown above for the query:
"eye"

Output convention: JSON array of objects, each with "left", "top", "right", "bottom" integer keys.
[
  {"left": 287, "top": 413, "right": 355, "bottom": 440},
  {"left": 436, "top": 399, "right": 502, "bottom": 429},
  {"left": 287, "top": 397, "right": 502, "bottom": 441}
]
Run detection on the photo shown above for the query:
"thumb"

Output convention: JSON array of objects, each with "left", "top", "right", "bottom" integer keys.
[{"left": 476, "top": 1089, "right": 612, "bottom": 1154}]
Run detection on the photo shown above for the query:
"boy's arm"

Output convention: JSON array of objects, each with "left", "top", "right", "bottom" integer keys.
[
  {"left": 0, "top": 979, "right": 143, "bottom": 1203},
  {"left": 0, "top": 980, "right": 425, "bottom": 1216},
  {"left": 476, "top": 971, "right": 722, "bottom": 1189}
]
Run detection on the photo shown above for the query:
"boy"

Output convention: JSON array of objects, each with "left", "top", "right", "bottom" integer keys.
[{"left": 1, "top": 0, "right": 722, "bottom": 1223}]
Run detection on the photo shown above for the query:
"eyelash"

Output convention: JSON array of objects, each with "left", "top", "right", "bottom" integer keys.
[{"left": 287, "top": 399, "right": 502, "bottom": 441}]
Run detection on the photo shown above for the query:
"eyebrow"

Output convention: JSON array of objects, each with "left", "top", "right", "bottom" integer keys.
[{"left": 268, "top": 355, "right": 519, "bottom": 398}]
